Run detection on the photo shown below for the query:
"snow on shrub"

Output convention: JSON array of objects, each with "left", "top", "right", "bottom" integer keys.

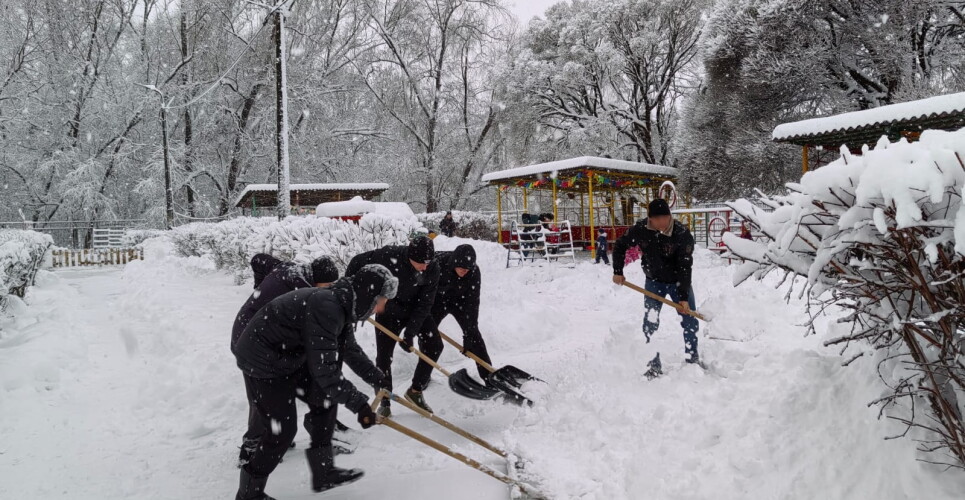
[
  {"left": 121, "top": 229, "right": 167, "bottom": 248},
  {"left": 169, "top": 214, "right": 426, "bottom": 276},
  {"left": 724, "top": 128, "right": 965, "bottom": 468},
  {"left": 417, "top": 210, "right": 498, "bottom": 241},
  {"left": 0, "top": 229, "right": 53, "bottom": 311}
]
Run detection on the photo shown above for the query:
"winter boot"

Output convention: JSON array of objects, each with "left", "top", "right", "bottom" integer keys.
[
  {"left": 404, "top": 387, "right": 433, "bottom": 414},
  {"left": 644, "top": 353, "right": 662, "bottom": 380},
  {"left": 686, "top": 352, "right": 707, "bottom": 370},
  {"left": 376, "top": 399, "right": 391, "bottom": 419},
  {"left": 306, "top": 447, "right": 365, "bottom": 493},
  {"left": 236, "top": 468, "right": 276, "bottom": 500}
]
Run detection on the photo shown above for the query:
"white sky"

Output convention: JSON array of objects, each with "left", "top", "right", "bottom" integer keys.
[{"left": 506, "top": 0, "right": 559, "bottom": 24}]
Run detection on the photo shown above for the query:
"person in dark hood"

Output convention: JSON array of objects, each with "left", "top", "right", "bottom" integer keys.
[
  {"left": 233, "top": 264, "right": 398, "bottom": 500},
  {"left": 249, "top": 253, "right": 282, "bottom": 289},
  {"left": 345, "top": 236, "right": 440, "bottom": 416},
  {"left": 612, "top": 198, "right": 699, "bottom": 370},
  {"left": 420, "top": 244, "right": 493, "bottom": 383},
  {"left": 232, "top": 254, "right": 340, "bottom": 467},
  {"left": 440, "top": 211, "right": 457, "bottom": 237}
]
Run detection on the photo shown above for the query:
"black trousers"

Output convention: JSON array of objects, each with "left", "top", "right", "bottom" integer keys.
[
  {"left": 374, "top": 313, "right": 443, "bottom": 397},
  {"left": 242, "top": 368, "right": 334, "bottom": 447},
  {"left": 430, "top": 299, "right": 492, "bottom": 381},
  {"left": 241, "top": 372, "right": 339, "bottom": 478}
]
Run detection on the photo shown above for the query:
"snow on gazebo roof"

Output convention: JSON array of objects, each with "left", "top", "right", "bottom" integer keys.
[
  {"left": 233, "top": 182, "right": 390, "bottom": 208},
  {"left": 481, "top": 156, "right": 678, "bottom": 183},
  {"left": 772, "top": 92, "right": 965, "bottom": 148}
]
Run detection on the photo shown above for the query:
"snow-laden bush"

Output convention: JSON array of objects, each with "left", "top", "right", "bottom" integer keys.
[
  {"left": 121, "top": 229, "right": 167, "bottom": 248},
  {"left": 1, "top": 230, "right": 53, "bottom": 310},
  {"left": 724, "top": 129, "right": 965, "bottom": 468},
  {"left": 417, "top": 210, "right": 498, "bottom": 241},
  {"left": 169, "top": 214, "right": 426, "bottom": 275}
]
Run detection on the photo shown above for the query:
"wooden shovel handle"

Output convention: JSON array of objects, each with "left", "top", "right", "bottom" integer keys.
[
  {"left": 374, "top": 406, "right": 545, "bottom": 498},
  {"left": 386, "top": 390, "right": 507, "bottom": 458},
  {"left": 367, "top": 318, "right": 451, "bottom": 377},
  {"left": 622, "top": 280, "right": 709, "bottom": 322},
  {"left": 437, "top": 330, "right": 497, "bottom": 374}
]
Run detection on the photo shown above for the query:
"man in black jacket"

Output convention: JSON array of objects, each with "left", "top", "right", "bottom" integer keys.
[
  {"left": 232, "top": 254, "right": 340, "bottom": 466},
  {"left": 345, "top": 236, "right": 440, "bottom": 416},
  {"left": 612, "top": 199, "right": 700, "bottom": 365},
  {"left": 233, "top": 264, "right": 398, "bottom": 500},
  {"left": 440, "top": 211, "right": 457, "bottom": 237},
  {"left": 422, "top": 244, "right": 493, "bottom": 382}
]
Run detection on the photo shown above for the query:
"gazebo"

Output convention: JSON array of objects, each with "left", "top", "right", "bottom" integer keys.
[
  {"left": 233, "top": 183, "right": 390, "bottom": 216},
  {"left": 481, "top": 156, "right": 679, "bottom": 259},
  {"left": 773, "top": 91, "right": 965, "bottom": 173}
]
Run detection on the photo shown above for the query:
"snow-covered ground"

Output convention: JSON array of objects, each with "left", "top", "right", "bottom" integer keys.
[{"left": 2, "top": 236, "right": 964, "bottom": 499}]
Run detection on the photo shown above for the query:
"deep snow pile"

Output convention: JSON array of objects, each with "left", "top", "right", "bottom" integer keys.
[{"left": 1, "top": 235, "right": 964, "bottom": 499}]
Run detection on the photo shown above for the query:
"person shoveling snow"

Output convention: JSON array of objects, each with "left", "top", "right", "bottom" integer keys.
[
  {"left": 611, "top": 198, "right": 701, "bottom": 376},
  {"left": 232, "top": 264, "right": 398, "bottom": 500}
]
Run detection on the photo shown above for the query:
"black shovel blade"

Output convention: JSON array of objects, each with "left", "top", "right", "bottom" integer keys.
[
  {"left": 491, "top": 365, "right": 541, "bottom": 389},
  {"left": 448, "top": 369, "right": 500, "bottom": 400},
  {"left": 487, "top": 374, "right": 534, "bottom": 407}
]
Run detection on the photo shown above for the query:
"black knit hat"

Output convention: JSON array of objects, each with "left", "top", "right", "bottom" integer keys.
[
  {"left": 408, "top": 235, "right": 435, "bottom": 264},
  {"left": 452, "top": 244, "right": 476, "bottom": 269},
  {"left": 310, "top": 256, "right": 339, "bottom": 284},
  {"left": 648, "top": 199, "right": 672, "bottom": 217}
]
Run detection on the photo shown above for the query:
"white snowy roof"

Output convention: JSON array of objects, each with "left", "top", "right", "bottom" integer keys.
[
  {"left": 233, "top": 182, "right": 390, "bottom": 208},
  {"left": 481, "top": 156, "right": 678, "bottom": 182},
  {"left": 315, "top": 197, "right": 415, "bottom": 219},
  {"left": 772, "top": 92, "right": 965, "bottom": 145}
]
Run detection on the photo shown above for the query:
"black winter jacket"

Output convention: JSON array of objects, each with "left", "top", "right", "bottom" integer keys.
[
  {"left": 434, "top": 251, "right": 481, "bottom": 315},
  {"left": 612, "top": 219, "right": 695, "bottom": 301},
  {"left": 233, "top": 285, "right": 380, "bottom": 413},
  {"left": 231, "top": 261, "right": 313, "bottom": 352},
  {"left": 345, "top": 245, "right": 439, "bottom": 340}
]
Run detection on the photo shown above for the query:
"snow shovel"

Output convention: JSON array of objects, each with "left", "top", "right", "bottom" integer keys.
[
  {"left": 437, "top": 329, "right": 539, "bottom": 407},
  {"left": 371, "top": 390, "right": 547, "bottom": 500},
  {"left": 621, "top": 280, "right": 711, "bottom": 322},
  {"left": 366, "top": 318, "right": 500, "bottom": 402}
]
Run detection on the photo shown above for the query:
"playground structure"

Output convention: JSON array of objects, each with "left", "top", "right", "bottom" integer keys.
[{"left": 481, "top": 156, "right": 680, "bottom": 260}]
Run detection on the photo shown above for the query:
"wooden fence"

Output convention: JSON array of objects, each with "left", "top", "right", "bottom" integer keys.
[{"left": 51, "top": 248, "right": 144, "bottom": 268}]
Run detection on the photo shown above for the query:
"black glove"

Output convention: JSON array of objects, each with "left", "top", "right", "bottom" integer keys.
[
  {"left": 357, "top": 404, "right": 377, "bottom": 429},
  {"left": 399, "top": 337, "right": 415, "bottom": 353}
]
